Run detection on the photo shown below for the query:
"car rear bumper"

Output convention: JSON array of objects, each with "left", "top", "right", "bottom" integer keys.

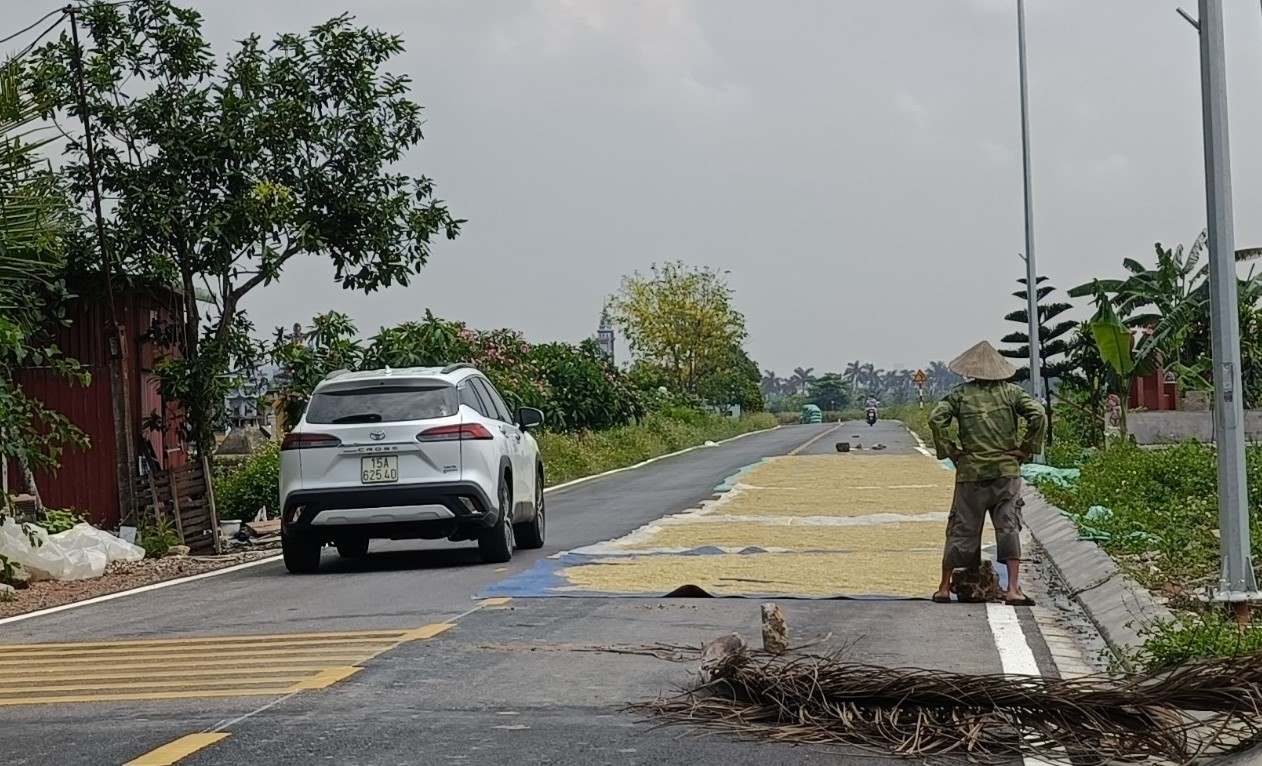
[{"left": 282, "top": 482, "right": 499, "bottom": 540}]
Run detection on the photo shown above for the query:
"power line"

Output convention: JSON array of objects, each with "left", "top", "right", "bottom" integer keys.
[
  {"left": 7, "top": 14, "right": 67, "bottom": 63},
  {"left": 0, "top": 7, "right": 65, "bottom": 48},
  {"left": 1, "top": 1, "right": 137, "bottom": 51}
]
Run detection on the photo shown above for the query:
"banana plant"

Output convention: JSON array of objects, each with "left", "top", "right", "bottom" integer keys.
[{"left": 1085, "top": 282, "right": 1160, "bottom": 439}]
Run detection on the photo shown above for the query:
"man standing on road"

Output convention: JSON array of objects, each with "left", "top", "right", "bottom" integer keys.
[{"left": 928, "top": 341, "right": 1046, "bottom": 606}]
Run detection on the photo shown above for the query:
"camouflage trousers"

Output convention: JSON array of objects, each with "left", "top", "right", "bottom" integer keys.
[{"left": 942, "top": 476, "right": 1024, "bottom": 569}]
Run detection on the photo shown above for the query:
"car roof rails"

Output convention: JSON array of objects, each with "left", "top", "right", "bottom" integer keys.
[{"left": 441, "top": 363, "right": 475, "bottom": 374}]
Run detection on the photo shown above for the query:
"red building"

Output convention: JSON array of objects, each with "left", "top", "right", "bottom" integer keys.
[{"left": 10, "top": 283, "right": 188, "bottom": 528}]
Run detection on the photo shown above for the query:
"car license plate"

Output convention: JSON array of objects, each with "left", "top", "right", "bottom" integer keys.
[{"left": 360, "top": 455, "right": 398, "bottom": 484}]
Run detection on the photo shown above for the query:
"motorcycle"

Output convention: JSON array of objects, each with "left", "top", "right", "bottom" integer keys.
[{"left": 865, "top": 407, "right": 878, "bottom": 426}]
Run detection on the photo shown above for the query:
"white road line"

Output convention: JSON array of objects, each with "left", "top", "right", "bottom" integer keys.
[
  {"left": 1, "top": 426, "right": 788, "bottom": 627},
  {"left": 905, "top": 424, "right": 936, "bottom": 458},
  {"left": 542, "top": 425, "right": 782, "bottom": 494},
  {"left": 986, "top": 603, "right": 1055, "bottom": 766},
  {"left": 0, "top": 555, "right": 283, "bottom": 628}
]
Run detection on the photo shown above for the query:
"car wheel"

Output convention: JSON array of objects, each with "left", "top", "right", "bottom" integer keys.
[
  {"left": 514, "top": 466, "right": 546, "bottom": 550},
  {"left": 283, "top": 533, "right": 322, "bottom": 574},
  {"left": 478, "top": 477, "right": 515, "bottom": 564},
  {"left": 335, "top": 536, "right": 369, "bottom": 559}
]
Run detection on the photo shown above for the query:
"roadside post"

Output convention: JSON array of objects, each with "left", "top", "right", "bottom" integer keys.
[
  {"left": 912, "top": 369, "right": 927, "bottom": 408},
  {"left": 1185, "top": 0, "right": 1262, "bottom": 618},
  {"left": 1015, "top": 0, "right": 1044, "bottom": 465}
]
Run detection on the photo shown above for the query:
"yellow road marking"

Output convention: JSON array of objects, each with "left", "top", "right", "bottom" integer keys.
[
  {"left": 0, "top": 643, "right": 394, "bottom": 663},
  {"left": 0, "top": 676, "right": 310, "bottom": 695},
  {"left": 0, "top": 636, "right": 404, "bottom": 658},
  {"left": 0, "top": 622, "right": 455, "bottom": 707},
  {"left": 479, "top": 597, "right": 512, "bottom": 607},
  {"left": 401, "top": 623, "right": 454, "bottom": 640},
  {"left": 0, "top": 688, "right": 296, "bottom": 706},
  {"left": 0, "top": 629, "right": 410, "bottom": 651},
  {"left": 0, "top": 654, "right": 376, "bottom": 670},
  {"left": 287, "top": 666, "right": 361, "bottom": 690},
  {"left": 124, "top": 733, "right": 230, "bottom": 766}
]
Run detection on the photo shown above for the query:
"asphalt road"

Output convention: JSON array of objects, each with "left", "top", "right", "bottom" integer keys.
[{"left": 1, "top": 420, "right": 1064, "bottom": 766}]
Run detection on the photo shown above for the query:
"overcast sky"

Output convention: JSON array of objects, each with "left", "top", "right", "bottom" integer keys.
[{"left": 10, "top": 0, "right": 1262, "bottom": 374}]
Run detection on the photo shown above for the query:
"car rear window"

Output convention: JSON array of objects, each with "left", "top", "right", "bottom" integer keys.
[{"left": 305, "top": 385, "right": 457, "bottom": 424}]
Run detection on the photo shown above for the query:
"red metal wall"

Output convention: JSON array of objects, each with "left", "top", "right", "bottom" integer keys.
[{"left": 9, "top": 287, "right": 188, "bottom": 527}]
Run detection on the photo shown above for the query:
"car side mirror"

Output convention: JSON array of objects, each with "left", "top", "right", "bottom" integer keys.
[{"left": 517, "top": 407, "right": 544, "bottom": 431}]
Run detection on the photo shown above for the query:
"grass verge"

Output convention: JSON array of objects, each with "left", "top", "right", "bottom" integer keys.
[
  {"left": 537, "top": 410, "right": 778, "bottom": 486},
  {"left": 1033, "top": 440, "right": 1262, "bottom": 669}
]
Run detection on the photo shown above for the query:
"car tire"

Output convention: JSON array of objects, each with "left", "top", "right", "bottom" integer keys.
[
  {"left": 283, "top": 533, "right": 322, "bottom": 574},
  {"left": 335, "top": 536, "right": 369, "bottom": 559},
  {"left": 514, "top": 466, "right": 546, "bottom": 550},
  {"left": 478, "top": 477, "right": 515, "bottom": 564}
]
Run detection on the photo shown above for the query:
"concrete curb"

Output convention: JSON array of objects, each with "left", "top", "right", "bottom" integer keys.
[
  {"left": 1025, "top": 489, "right": 1262, "bottom": 765},
  {"left": 1020, "top": 486, "right": 1173, "bottom": 663}
]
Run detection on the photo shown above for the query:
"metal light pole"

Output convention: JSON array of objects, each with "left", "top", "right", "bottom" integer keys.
[
  {"left": 1017, "top": 0, "right": 1045, "bottom": 461},
  {"left": 1192, "top": 0, "right": 1260, "bottom": 610}
]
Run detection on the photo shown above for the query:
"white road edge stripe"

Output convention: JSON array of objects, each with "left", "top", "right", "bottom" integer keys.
[
  {"left": 542, "top": 425, "right": 782, "bottom": 494},
  {"left": 986, "top": 602, "right": 1055, "bottom": 766},
  {"left": 0, "top": 555, "right": 283, "bottom": 627},
  {"left": 906, "top": 425, "right": 936, "bottom": 459},
  {"left": 0, "top": 425, "right": 791, "bottom": 628}
]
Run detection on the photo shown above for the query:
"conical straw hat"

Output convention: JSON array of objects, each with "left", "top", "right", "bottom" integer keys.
[{"left": 948, "top": 341, "right": 1017, "bottom": 381}]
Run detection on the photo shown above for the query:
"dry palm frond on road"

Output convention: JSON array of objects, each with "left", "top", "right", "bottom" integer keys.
[{"left": 631, "top": 644, "right": 1262, "bottom": 765}]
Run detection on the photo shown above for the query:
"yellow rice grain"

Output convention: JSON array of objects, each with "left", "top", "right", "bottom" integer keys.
[{"left": 559, "top": 550, "right": 942, "bottom": 598}]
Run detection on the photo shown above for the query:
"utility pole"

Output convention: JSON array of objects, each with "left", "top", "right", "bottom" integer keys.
[
  {"left": 1191, "top": 0, "right": 1260, "bottom": 614},
  {"left": 67, "top": 5, "right": 138, "bottom": 525},
  {"left": 1017, "top": 0, "right": 1044, "bottom": 462}
]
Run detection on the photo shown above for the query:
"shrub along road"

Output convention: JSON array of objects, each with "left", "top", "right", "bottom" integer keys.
[{"left": 1, "top": 422, "right": 1079, "bottom": 766}]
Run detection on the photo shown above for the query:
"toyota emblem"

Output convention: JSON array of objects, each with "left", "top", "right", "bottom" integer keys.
[{"left": 368, "top": 431, "right": 386, "bottom": 441}]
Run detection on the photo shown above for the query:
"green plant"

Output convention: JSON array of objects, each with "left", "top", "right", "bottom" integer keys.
[
  {"left": 0, "top": 56, "right": 89, "bottom": 501},
  {"left": 213, "top": 442, "right": 280, "bottom": 522},
  {"left": 137, "top": 515, "right": 181, "bottom": 558},
  {"left": 607, "top": 261, "right": 748, "bottom": 396},
  {"left": 30, "top": 2, "right": 462, "bottom": 455},
  {"left": 40, "top": 508, "right": 84, "bottom": 534},
  {"left": 1125, "top": 610, "right": 1262, "bottom": 671},
  {"left": 536, "top": 412, "right": 777, "bottom": 486},
  {"left": 1039, "top": 441, "right": 1262, "bottom": 591}
]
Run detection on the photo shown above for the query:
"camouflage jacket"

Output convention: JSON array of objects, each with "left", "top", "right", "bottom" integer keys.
[{"left": 928, "top": 381, "right": 1046, "bottom": 483}]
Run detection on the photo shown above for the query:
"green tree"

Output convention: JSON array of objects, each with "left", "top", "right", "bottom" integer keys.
[
  {"left": 842, "top": 360, "right": 864, "bottom": 396},
  {"left": 0, "top": 56, "right": 88, "bottom": 506},
  {"left": 608, "top": 261, "right": 747, "bottom": 396},
  {"left": 1000, "top": 276, "right": 1076, "bottom": 386},
  {"left": 29, "top": 1, "right": 461, "bottom": 455},
  {"left": 789, "top": 366, "right": 815, "bottom": 396},
  {"left": 809, "top": 372, "right": 849, "bottom": 411},
  {"left": 695, "top": 343, "right": 764, "bottom": 412},
  {"left": 268, "top": 312, "right": 364, "bottom": 431},
  {"left": 1000, "top": 275, "right": 1076, "bottom": 444},
  {"left": 1070, "top": 233, "right": 1262, "bottom": 408}
]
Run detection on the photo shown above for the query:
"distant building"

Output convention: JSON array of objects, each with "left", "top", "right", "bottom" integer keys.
[
  {"left": 595, "top": 310, "right": 615, "bottom": 363},
  {"left": 223, "top": 367, "right": 281, "bottom": 430}
]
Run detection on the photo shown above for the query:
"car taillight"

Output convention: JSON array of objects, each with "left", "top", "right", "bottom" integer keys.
[
  {"left": 281, "top": 433, "right": 342, "bottom": 450},
  {"left": 417, "top": 423, "right": 494, "bottom": 441}
]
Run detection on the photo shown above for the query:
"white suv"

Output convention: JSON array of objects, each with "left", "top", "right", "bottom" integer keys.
[{"left": 278, "top": 364, "right": 546, "bottom": 573}]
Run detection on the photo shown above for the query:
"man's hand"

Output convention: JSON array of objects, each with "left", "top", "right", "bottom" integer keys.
[
  {"left": 949, "top": 449, "right": 964, "bottom": 463},
  {"left": 1006, "top": 449, "right": 1030, "bottom": 463}
]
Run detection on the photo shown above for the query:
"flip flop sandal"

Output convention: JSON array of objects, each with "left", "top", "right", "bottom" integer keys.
[
  {"left": 931, "top": 594, "right": 953, "bottom": 604},
  {"left": 1004, "top": 595, "right": 1036, "bottom": 606}
]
